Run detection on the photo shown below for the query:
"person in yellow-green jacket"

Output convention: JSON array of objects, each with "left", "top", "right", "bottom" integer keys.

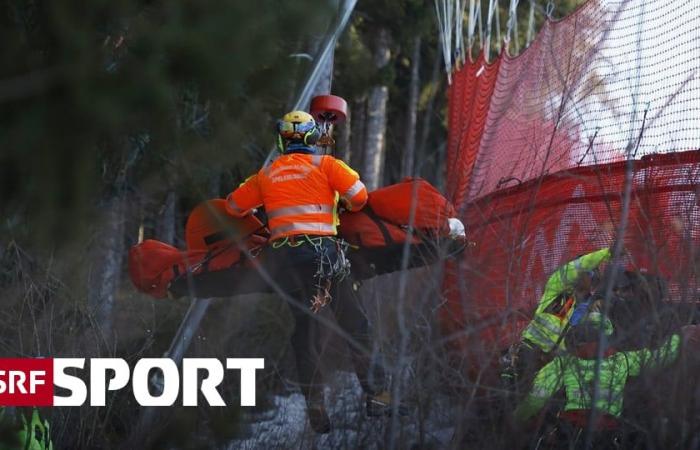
[
  {"left": 503, "top": 248, "right": 612, "bottom": 390},
  {"left": 514, "top": 311, "right": 692, "bottom": 450},
  {"left": 0, "top": 407, "right": 52, "bottom": 450},
  {"left": 522, "top": 248, "right": 612, "bottom": 354}
]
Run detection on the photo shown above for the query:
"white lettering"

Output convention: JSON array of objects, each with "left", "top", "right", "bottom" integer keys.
[
  {"left": 90, "top": 359, "right": 130, "bottom": 406},
  {"left": 29, "top": 371, "right": 45, "bottom": 394},
  {"left": 44, "top": 357, "right": 264, "bottom": 406},
  {"left": 132, "top": 359, "right": 179, "bottom": 406},
  {"left": 9, "top": 371, "right": 26, "bottom": 394},
  {"left": 182, "top": 359, "right": 225, "bottom": 406},
  {"left": 54, "top": 359, "right": 88, "bottom": 406},
  {"left": 226, "top": 358, "right": 264, "bottom": 406}
]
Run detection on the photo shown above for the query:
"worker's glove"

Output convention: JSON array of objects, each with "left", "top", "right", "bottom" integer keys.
[
  {"left": 569, "top": 299, "right": 590, "bottom": 326},
  {"left": 447, "top": 217, "right": 466, "bottom": 240}
]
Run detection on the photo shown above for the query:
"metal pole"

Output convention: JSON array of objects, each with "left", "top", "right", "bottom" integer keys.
[{"left": 164, "top": 298, "right": 213, "bottom": 363}]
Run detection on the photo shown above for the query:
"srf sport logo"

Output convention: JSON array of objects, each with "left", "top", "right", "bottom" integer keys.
[{"left": 0, "top": 358, "right": 264, "bottom": 407}]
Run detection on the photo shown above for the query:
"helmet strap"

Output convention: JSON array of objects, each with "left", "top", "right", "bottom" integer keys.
[{"left": 276, "top": 134, "right": 285, "bottom": 153}]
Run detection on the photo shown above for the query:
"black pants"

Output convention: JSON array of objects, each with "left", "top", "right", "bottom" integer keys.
[
  {"left": 549, "top": 422, "right": 622, "bottom": 450},
  {"left": 261, "top": 237, "right": 384, "bottom": 402},
  {"left": 502, "top": 342, "right": 551, "bottom": 399}
]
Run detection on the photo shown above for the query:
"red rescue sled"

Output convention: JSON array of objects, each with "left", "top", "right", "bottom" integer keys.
[{"left": 128, "top": 179, "right": 463, "bottom": 299}]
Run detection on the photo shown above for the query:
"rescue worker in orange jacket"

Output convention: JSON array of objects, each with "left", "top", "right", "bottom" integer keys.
[{"left": 225, "top": 110, "right": 388, "bottom": 433}]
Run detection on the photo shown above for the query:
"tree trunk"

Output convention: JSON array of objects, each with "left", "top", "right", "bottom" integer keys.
[
  {"left": 402, "top": 36, "right": 421, "bottom": 178},
  {"left": 350, "top": 96, "right": 367, "bottom": 171},
  {"left": 157, "top": 189, "right": 177, "bottom": 246},
  {"left": 208, "top": 171, "right": 222, "bottom": 198},
  {"left": 302, "top": 0, "right": 338, "bottom": 105},
  {"left": 362, "top": 27, "right": 391, "bottom": 191},
  {"left": 88, "top": 136, "right": 144, "bottom": 342},
  {"left": 337, "top": 107, "right": 351, "bottom": 162},
  {"left": 88, "top": 195, "right": 125, "bottom": 341},
  {"left": 418, "top": 48, "right": 442, "bottom": 185},
  {"left": 312, "top": 46, "right": 334, "bottom": 99}
]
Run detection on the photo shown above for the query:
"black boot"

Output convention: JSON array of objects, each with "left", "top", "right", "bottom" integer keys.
[
  {"left": 306, "top": 388, "right": 331, "bottom": 434},
  {"left": 307, "top": 401, "right": 331, "bottom": 434}
]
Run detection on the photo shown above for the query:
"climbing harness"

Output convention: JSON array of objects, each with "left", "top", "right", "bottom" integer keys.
[
  {"left": 313, "top": 237, "right": 351, "bottom": 313},
  {"left": 273, "top": 235, "right": 351, "bottom": 313}
]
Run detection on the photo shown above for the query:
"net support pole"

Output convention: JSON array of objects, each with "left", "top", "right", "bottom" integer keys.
[
  {"left": 164, "top": 297, "right": 213, "bottom": 364},
  {"left": 126, "top": 298, "right": 213, "bottom": 446}
]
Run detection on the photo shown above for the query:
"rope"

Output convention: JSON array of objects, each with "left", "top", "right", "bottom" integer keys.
[
  {"left": 484, "top": 0, "right": 497, "bottom": 61},
  {"left": 526, "top": 0, "right": 536, "bottom": 46},
  {"left": 454, "top": 0, "right": 468, "bottom": 65},
  {"left": 476, "top": 1, "right": 484, "bottom": 51},
  {"left": 434, "top": 0, "right": 454, "bottom": 83},
  {"left": 545, "top": 1, "right": 554, "bottom": 18},
  {"left": 444, "top": 0, "right": 453, "bottom": 82},
  {"left": 494, "top": 0, "right": 501, "bottom": 54},
  {"left": 453, "top": 0, "right": 460, "bottom": 64},
  {"left": 436, "top": 0, "right": 500, "bottom": 73},
  {"left": 308, "top": 236, "right": 352, "bottom": 312},
  {"left": 506, "top": 0, "right": 520, "bottom": 54},
  {"left": 512, "top": 1, "right": 520, "bottom": 53},
  {"left": 467, "top": 0, "right": 478, "bottom": 55}
]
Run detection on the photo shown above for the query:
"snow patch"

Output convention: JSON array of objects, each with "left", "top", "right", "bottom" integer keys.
[{"left": 226, "top": 371, "right": 456, "bottom": 449}]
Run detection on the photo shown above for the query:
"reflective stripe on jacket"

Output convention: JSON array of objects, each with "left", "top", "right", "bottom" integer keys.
[
  {"left": 522, "top": 248, "right": 612, "bottom": 352},
  {"left": 226, "top": 153, "right": 367, "bottom": 240},
  {"left": 522, "top": 312, "right": 570, "bottom": 353}
]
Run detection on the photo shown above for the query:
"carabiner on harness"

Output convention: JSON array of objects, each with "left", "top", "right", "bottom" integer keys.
[{"left": 309, "top": 237, "right": 352, "bottom": 313}]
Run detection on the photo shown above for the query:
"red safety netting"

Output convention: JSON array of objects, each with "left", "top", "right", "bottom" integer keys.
[
  {"left": 446, "top": 53, "right": 501, "bottom": 210},
  {"left": 441, "top": 0, "right": 700, "bottom": 362},
  {"left": 441, "top": 151, "right": 700, "bottom": 359}
]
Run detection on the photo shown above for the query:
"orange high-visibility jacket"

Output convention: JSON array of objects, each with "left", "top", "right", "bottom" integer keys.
[{"left": 225, "top": 153, "right": 367, "bottom": 241}]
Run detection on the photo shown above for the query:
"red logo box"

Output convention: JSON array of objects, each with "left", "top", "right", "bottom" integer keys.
[{"left": 0, "top": 359, "right": 53, "bottom": 406}]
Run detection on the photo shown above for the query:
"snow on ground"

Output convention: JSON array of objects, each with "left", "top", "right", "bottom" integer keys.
[{"left": 225, "top": 371, "right": 456, "bottom": 449}]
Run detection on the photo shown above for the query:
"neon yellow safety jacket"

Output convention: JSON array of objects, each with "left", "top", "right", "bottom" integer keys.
[
  {"left": 521, "top": 248, "right": 611, "bottom": 353},
  {"left": 515, "top": 333, "right": 680, "bottom": 422},
  {"left": 0, "top": 407, "right": 53, "bottom": 450}
]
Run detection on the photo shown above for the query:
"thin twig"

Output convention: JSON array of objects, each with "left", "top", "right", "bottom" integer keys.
[{"left": 584, "top": 106, "right": 649, "bottom": 448}]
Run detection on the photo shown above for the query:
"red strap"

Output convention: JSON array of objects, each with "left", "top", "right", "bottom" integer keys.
[
  {"left": 559, "top": 410, "right": 620, "bottom": 430},
  {"left": 574, "top": 343, "right": 617, "bottom": 359}
]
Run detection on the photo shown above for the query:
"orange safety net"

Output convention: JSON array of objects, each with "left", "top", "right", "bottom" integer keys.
[{"left": 441, "top": 0, "right": 700, "bottom": 358}]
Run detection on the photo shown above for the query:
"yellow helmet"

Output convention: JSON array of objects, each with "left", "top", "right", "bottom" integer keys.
[{"left": 276, "top": 110, "right": 320, "bottom": 152}]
